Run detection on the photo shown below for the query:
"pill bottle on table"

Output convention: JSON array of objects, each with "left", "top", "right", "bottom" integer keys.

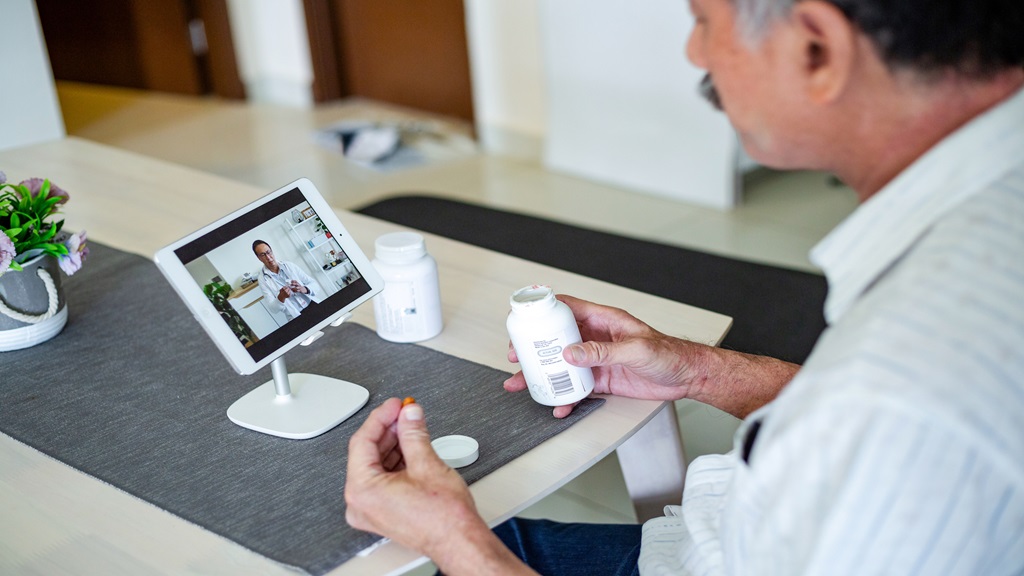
[
  {"left": 372, "top": 232, "right": 443, "bottom": 342},
  {"left": 506, "top": 285, "right": 595, "bottom": 406}
]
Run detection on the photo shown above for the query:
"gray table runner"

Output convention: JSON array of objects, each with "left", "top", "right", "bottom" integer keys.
[{"left": 0, "top": 243, "right": 604, "bottom": 575}]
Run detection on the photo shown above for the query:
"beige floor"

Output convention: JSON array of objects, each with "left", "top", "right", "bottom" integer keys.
[{"left": 55, "top": 82, "right": 856, "bottom": 534}]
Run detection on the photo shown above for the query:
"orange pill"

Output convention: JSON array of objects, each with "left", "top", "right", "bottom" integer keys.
[{"left": 402, "top": 396, "right": 416, "bottom": 407}]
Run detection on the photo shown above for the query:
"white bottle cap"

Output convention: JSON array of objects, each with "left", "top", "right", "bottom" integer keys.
[
  {"left": 375, "top": 232, "right": 427, "bottom": 264},
  {"left": 431, "top": 435, "right": 479, "bottom": 468}
]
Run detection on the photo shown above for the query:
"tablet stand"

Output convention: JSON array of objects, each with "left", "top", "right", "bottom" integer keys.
[{"left": 226, "top": 354, "right": 369, "bottom": 440}]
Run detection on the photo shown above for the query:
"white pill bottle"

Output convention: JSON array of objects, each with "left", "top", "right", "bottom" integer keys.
[
  {"left": 506, "top": 285, "right": 595, "bottom": 406},
  {"left": 372, "top": 232, "right": 443, "bottom": 342}
]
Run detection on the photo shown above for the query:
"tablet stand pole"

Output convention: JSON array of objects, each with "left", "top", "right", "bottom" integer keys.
[{"left": 270, "top": 356, "right": 293, "bottom": 397}]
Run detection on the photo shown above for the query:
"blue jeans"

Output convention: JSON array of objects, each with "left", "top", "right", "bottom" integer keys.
[{"left": 492, "top": 517, "right": 642, "bottom": 576}]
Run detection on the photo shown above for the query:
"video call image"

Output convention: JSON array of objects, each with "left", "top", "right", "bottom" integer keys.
[{"left": 183, "top": 201, "right": 363, "bottom": 349}]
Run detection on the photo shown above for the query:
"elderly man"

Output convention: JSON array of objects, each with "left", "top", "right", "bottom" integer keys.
[{"left": 345, "top": 0, "right": 1024, "bottom": 574}]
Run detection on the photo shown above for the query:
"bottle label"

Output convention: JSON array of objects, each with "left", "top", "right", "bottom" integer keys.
[
  {"left": 373, "top": 273, "right": 442, "bottom": 342},
  {"left": 525, "top": 330, "right": 590, "bottom": 402},
  {"left": 544, "top": 369, "right": 577, "bottom": 398},
  {"left": 375, "top": 281, "right": 424, "bottom": 334}
]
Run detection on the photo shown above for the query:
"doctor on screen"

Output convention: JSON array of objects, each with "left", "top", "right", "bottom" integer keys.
[{"left": 252, "top": 239, "right": 317, "bottom": 321}]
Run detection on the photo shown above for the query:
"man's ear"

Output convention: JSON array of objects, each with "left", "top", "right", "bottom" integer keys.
[{"left": 788, "top": 0, "right": 857, "bottom": 104}]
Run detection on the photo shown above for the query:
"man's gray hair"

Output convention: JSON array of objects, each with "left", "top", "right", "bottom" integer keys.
[
  {"left": 732, "top": 0, "right": 795, "bottom": 42},
  {"left": 727, "top": 0, "right": 1024, "bottom": 77}
]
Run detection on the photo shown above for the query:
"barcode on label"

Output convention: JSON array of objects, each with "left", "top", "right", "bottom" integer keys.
[{"left": 547, "top": 370, "right": 575, "bottom": 397}]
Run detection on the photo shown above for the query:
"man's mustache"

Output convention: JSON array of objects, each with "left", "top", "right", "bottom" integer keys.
[{"left": 699, "top": 73, "right": 723, "bottom": 111}]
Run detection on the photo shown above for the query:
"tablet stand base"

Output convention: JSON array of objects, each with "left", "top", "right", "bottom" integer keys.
[{"left": 227, "top": 357, "right": 369, "bottom": 440}]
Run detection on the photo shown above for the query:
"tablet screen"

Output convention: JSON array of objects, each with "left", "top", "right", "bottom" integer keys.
[{"left": 156, "top": 179, "right": 382, "bottom": 375}]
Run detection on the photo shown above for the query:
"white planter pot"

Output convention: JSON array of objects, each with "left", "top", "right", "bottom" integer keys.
[{"left": 0, "top": 254, "right": 68, "bottom": 351}]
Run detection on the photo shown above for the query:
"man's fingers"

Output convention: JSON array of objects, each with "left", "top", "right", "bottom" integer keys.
[
  {"left": 503, "top": 371, "right": 528, "bottom": 393},
  {"left": 557, "top": 294, "right": 606, "bottom": 325},
  {"left": 552, "top": 403, "right": 578, "bottom": 419},
  {"left": 347, "top": 398, "right": 402, "bottom": 472},
  {"left": 381, "top": 446, "right": 404, "bottom": 471},
  {"left": 505, "top": 342, "right": 526, "bottom": 391}
]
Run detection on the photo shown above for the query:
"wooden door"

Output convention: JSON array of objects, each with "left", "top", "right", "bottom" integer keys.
[
  {"left": 35, "top": 0, "right": 244, "bottom": 99},
  {"left": 305, "top": 0, "right": 475, "bottom": 123}
]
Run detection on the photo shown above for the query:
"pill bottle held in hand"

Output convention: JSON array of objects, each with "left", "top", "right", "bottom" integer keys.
[
  {"left": 372, "top": 232, "right": 443, "bottom": 342},
  {"left": 506, "top": 285, "right": 595, "bottom": 406}
]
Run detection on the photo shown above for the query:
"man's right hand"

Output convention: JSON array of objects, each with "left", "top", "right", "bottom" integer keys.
[
  {"left": 503, "top": 294, "right": 800, "bottom": 419},
  {"left": 503, "top": 294, "right": 712, "bottom": 418}
]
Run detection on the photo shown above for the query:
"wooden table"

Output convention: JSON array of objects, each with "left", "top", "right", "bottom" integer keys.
[{"left": 0, "top": 138, "right": 731, "bottom": 575}]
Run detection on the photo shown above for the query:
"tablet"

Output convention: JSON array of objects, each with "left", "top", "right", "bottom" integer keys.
[{"left": 154, "top": 178, "right": 384, "bottom": 439}]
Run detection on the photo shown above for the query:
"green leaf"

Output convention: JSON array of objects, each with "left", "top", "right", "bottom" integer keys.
[
  {"left": 38, "top": 242, "right": 68, "bottom": 256},
  {"left": 39, "top": 224, "right": 58, "bottom": 242},
  {"left": 42, "top": 196, "right": 62, "bottom": 213}
]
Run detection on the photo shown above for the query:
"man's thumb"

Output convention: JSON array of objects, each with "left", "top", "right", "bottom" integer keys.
[
  {"left": 565, "top": 341, "right": 615, "bottom": 367},
  {"left": 396, "top": 404, "right": 440, "bottom": 466}
]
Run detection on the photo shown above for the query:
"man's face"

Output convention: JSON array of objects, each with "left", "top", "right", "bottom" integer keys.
[
  {"left": 254, "top": 243, "right": 277, "bottom": 269},
  {"left": 686, "top": 0, "right": 808, "bottom": 167}
]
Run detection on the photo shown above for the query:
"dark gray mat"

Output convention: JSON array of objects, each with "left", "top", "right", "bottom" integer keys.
[
  {"left": 358, "top": 195, "right": 828, "bottom": 364},
  {"left": 0, "top": 242, "right": 604, "bottom": 575}
]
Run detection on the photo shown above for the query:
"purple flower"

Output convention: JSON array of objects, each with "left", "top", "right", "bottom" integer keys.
[
  {"left": 57, "top": 230, "right": 88, "bottom": 276},
  {"left": 0, "top": 233, "right": 15, "bottom": 277},
  {"left": 18, "top": 177, "right": 69, "bottom": 204},
  {"left": 0, "top": 171, "right": 7, "bottom": 185}
]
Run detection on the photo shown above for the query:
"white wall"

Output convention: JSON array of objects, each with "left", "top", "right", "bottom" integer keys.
[
  {"left": 464, "top": 0, "right": 548, "bottom": 159},
  {"left": 226, "top": 0, "right": 314, "bottom": 108},
  {"left": 0, "top": 0, "right": 65, "bottom": 151},
  {"left": 465, "top": 0, "right": 740, "bottom": 208},
  {"left": 539, "top": 0, "right": 739, "bottom": 209}
]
